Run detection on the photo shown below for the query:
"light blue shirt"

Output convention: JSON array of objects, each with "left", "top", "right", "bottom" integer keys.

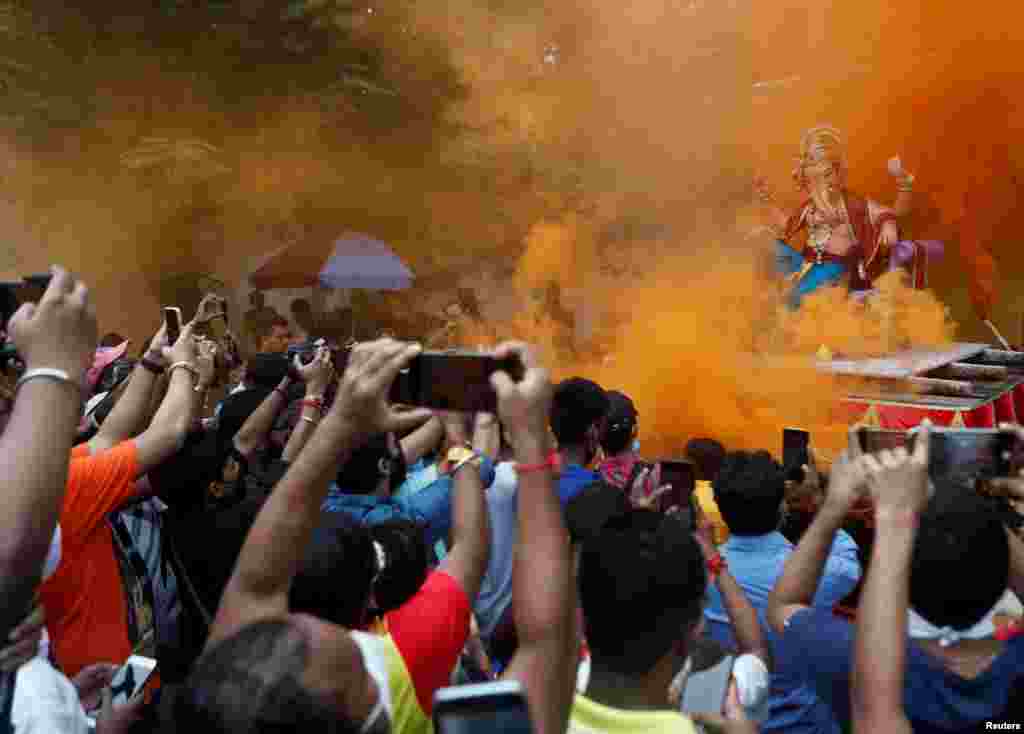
[{"left": 703, "top": 530, "right": 861, "bottom": 734}]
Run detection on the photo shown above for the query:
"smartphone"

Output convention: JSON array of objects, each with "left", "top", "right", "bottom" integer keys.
[
  {"left": 433, "top": 680, "right": 533, "bottom": 734},
  {"left": 858, "top": 426, "right": 1019, "bottom": 483},
  {"left": 659, "top": 460, "right": 697, "bottom": 514},
  {"left": 108, "top": 655, "right": 158, "bottom": 705},
  {"left": 681, "top": 654, "right": 734, "bottom": 723},
  {"left": 927, "top": 428, "right": 1017, "bottom": 483},
  {"left": 783, "top": 427, "right": 810, "bottom": 482},
  {"left": 855, "top": 427, "right": 907, "bottom": 454},
  {"left": 163, "top": 307, "right": 182, "bottom": 345},
  {"left": 0, "top": 274, "right": 53, "bottom": 323}
]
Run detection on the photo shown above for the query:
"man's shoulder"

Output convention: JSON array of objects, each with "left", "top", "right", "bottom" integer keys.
[{"left": 570, "top": 695, "right": 698, "bottom": 734}]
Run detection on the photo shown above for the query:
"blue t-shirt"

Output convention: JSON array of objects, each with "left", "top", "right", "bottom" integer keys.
[
  {"left": 558, "top": 464, "right": 600, "bottom": 505},
  {"left": 704, "top": 531, "right": 860, "bottom": 734},
  {"left": 784, "top": 607, "right": 1024, "bottom": 733}
]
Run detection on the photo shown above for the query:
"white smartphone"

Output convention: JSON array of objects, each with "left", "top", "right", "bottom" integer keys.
[
  {"left": 433, "top": 680, "right": 533, "bottom": 734},
  {"left": 681, "top": 654, "right": 734, "bottom": 726}
]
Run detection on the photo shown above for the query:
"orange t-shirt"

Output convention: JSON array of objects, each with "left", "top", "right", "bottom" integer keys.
[
  {"left": 39, "top": 440, "right": 139, "bottom": 676},
  {"left": 70, "top": 444, "right": 90, "bottom": 459}
]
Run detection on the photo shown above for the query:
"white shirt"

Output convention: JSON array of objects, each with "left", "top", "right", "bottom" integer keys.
[{"left": 12, "top": 658, "right": 90, "bottom": 734}]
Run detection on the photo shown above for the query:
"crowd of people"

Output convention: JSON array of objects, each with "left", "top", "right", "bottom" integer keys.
[{"left": 0, "top": 266, "right": 1022, "bottom": 733}]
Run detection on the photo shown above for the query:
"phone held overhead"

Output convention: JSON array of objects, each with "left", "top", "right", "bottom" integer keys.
[{"left": 433, "top": 680, "right": 533, "bottom": 734}]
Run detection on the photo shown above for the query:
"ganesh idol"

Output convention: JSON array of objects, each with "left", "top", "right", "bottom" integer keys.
[{"left": 754, "top": 126, "right": 926, "bottom": 307}]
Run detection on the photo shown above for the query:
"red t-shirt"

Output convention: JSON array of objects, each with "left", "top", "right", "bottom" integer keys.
[
  {"left": 39, "top": 441, "right": 139, "bottom": 676},
  {"left": 381, "top": 569, "right": 471, "bottom": 714}
]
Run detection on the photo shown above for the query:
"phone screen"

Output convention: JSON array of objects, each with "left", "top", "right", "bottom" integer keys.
[
  {"left": 398, "top": 351, "right": 523, "bottom": 413},
  {"left": 928, "top": 429, "right": 1016, "bottom": 484},
  {"left": 783, "top": 428, "right": 810, "bottom": 481},
  {"left": 681, "top": 654, "right": 734, "bottom": 719},
  {"left": 163, "top": 307, "right": 181, "bottom": 345},
  {"left": 659, "top": 460, "right": 696, "bottom": 514},
  {"left": 436, "top": 708, "right": 533, "bottom": 734},
  {"left": 434, "top": 682, "right": 533, "bottom": 734}
]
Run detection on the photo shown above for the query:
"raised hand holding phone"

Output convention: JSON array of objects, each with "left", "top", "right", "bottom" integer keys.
[
  {"left": 861, "top": 420, "right": 931, "bottom": 516},
  {"left": 7, "top": 266, "right": 97, "bottom": 382},
  {"left": 162, "top": 307, "right": 182, "bottom": 345}
]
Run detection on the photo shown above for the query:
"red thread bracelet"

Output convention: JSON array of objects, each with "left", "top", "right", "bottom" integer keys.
[
  {"left": 516, "top": 451, "right": 560, "bottom": 475},
  {"left": 302, "top": 397, "right": 324, "bottom": 411},
  {"left": 706, "top": 552, "right": 727, "bottom": 580}
]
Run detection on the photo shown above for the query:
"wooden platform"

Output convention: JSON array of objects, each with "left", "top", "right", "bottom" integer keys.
[{"left": 815, "top": 343, "right": 989, "bottom": 379}]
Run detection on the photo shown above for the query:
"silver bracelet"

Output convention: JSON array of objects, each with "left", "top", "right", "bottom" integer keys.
[
  {"left": 16, "top": 368, "right": 79, "bottom": 393},
  {"left": 168, "top": 361, "right": 198, "bottom": 383}
]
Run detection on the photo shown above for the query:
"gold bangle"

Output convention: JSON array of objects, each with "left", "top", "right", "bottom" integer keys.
[{"left": 301, "top": 416, "right": 319, "bottom": 426}]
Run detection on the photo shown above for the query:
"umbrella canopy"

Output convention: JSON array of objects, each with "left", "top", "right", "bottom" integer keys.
[{"left": 249, "top": 233, "right": 414, "bottom": 291}]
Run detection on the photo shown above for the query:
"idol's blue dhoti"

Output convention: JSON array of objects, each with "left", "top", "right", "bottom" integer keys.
[{"left": 776, "top": 240, "right": 846, "bottom": 308}]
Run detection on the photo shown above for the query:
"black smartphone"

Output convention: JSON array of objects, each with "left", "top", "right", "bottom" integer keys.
[
  {"left": 783, "top": 427, "right": 810, "bottom": 482},
  {"left": 927, "top": 428, "right": 1017, "bottom": 483},
  {"left": 433, "top": 680, "right": 533, "bottom": 734},
  {"left": 855, "top": 427, "right": 908, "bottom": 454},
  {"left": 659, "top": 460, "right": 697, "bottom": 514},
  {"left": 163, "top": 307, "right": 182, "bottom": 345},
  {"left": 396, "top": 351, "right": 524, "bottom": 413},
  {"left": 21, "top": 274, "right": 53, "bottom": 302},
  {"left": 0, "top": 274, "right": 53, "bottom": 323},
  {"left": 329, "top": 348, "right": 523, "bottom": 411}
]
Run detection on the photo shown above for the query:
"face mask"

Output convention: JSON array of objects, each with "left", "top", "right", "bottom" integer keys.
[
  {"left": 632, "top": 439, "right": 641, "bottom": 453},
  {"left": 350, "top": 631, "right": 393, "bottom": 734}
]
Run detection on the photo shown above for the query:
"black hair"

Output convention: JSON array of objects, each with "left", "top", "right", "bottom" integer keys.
[
  {"left": 334, "top": 433, "right": 406, "bottom": 496},
  {"left": 712, "top": 451, "right": 786, "bottom": 536},
  {"left": 579, "top": 509, "right": 706, "bottom": 675},
  {"left": 600, "top": 426, "right": 633, "bottom": 456},
  {"left": 551, "top": 378, "right": 608, "bottom": 447},
  {"left": 292, "top": 519, "right": 376, "bottom": 629},
  {"left": 565, "top": 481, "right": 632, "bottom": 545},
  {"left": 685, "top": 438, "right": 726, "bottom": 482},
  {"left": 99, "top": 332, "right": 127, "bottom": 348},
  {"left": 170, "top": 619, "right": 358, "bottom": 733},
  {"left": 369, "top": 519, "right": 430, "bottom": 613},
  {"left": 246, "top": 354, "right": 290, "bottom": 390},
  {"left": 600, "top": 391, "right": 638, "bottom": 456},
  {"left": 909, "top": 480, "right": 1010, "bottom": 630}
]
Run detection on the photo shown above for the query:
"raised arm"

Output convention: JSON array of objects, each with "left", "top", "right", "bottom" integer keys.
[
  {"left": 768, "top": 437, "right": 867, "bottom": 634},
  {"left": 754, "top": 176, "right": 792, "bottom": 235},
  {"left": 281, "top": 349, "right": 334, "bottom": 464},
  {"left": 399, "top": 415, "right": 443, "bottom": 466},
  {"left": 472, "top": 412, "right": 501, "bottom": 461},
  {"left": 695, "top": 520, "right": 768, "bottom": 664},
  {"left": 131, "top": 322, "right": 200, "bottom": 477},
  {"left": 0, "top": 268, "right": 97, "bottom": 637},
  {"left": 86, "top": 326, "right": 168, "bottom": 455},
  {"left": 439, "top": 413, "right": 490, "bottom": 603},
  {"left": 852, "top": 427, "right": 929, "bottom": 734},
  {"left": 496, "top": 343, "right": 576, "bottom": 734},
  {"left": 887, "top": 157, "right": 914, "bottom": 218},
  {"left": 208, "top": 340, "right": 432, "bottom": 645}
]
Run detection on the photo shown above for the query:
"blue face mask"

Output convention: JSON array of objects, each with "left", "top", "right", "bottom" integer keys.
[{"left": 632, "top": 439, "right": 641, "bottom": 453}]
